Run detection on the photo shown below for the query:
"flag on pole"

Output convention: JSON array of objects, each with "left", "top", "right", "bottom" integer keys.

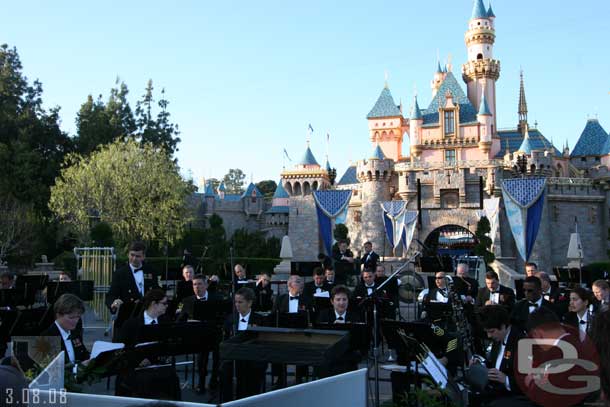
[
  {"left": 326, "top": 132, "right": 330, "bottom": 142},
  {"left": 283, "top": 148, "right": 292, "bottom": 161}
]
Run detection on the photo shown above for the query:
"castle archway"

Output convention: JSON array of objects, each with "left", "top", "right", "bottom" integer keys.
[{"left": 423, "top": 224, "right": 477, "bottom": 258}]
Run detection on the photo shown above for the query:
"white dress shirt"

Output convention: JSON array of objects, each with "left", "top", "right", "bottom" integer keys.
[
  {"left": 528, "top": 297, "right": 543, "bottom": 314},
  {"left": 143, "top": 310, "right": 158, "bottom": 325},
  {"left": 196, "top": 292, "right": 209, "bottom": 301},
  {"left": 334, "top": 310, "right": 346, "bottom": 323},
  {"left": 435, "top": 288, "right": 449, "bottom": 303},
  {"left": 577, "top": 311, "right": 589, "bottom": 340},
  {"left": 238, "top": 311, "right": 251, "bottom": 331},
  {"left": 55, "top": 321, "right": 75, "bottom": 364},
  {"left": 490, "top": 291, "right": 500, "bottom": 304},
  {"left": 130, "top": 264, "right": 144, "bottom": 296},
  {"left": 366, "top": 284, "right": 375, "bottom": 296},
  {"left": 288, "top": 295, "right": 299, "bottom": 313}
]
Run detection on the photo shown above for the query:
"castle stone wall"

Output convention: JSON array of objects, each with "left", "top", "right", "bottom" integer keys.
[{"left": 288, "top": 196, "right": 319, "bottom": 261}]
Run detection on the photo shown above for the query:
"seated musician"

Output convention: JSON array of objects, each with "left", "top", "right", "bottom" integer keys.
[
  {"left": 177, "top": 274, "right": 222, "bottom": 393},
  {"left": 234, "top": 264, "right": 254, "bottom": 288},
  {"left": 40, "top": 293, "right": 90, "bottom": 367},
  {"left": 253, "top": 273, "right": 274, "bottom": 312},
  {"left": 315, "top": 285, "right": 362, "bottom": 377},
  {"left": 473, "top": 305, "right": 530, "bottom": 407},
  {"left": 454, "top": 263, "right": 478, "bottom": 304},
  {"left": 476, "top": 270, "right": 515, "bottom": 309},
  {"left": 353, "top": 268, "right": 379, "bottom": 300},
  {"left": 115, "top": 288, "right": 180, "bottom": 399},
  {"left": 325, "top": 267, "right": 336, "bottom": 288},
  {"left": 427, "top": 271, "right": 450, "bottom": 303},
  {"left": 0, "top": 272, "right": 16, "bottom": 289},
  {"left": 592, "top": 279, "right": 610, "bottom": 312},
  {"left": 303, "top": 267, "right": 332, "bottom": 303},
  {"left": 221, "top": 287, "right": 266, "bottom": 401},
  {"left": 58, "top": 271, "right": 72, "bottom": 282},
  {"left": 510, "top": 276, "right": 556, "bottom": 332},
  {"left": 562, "top": 286, "right": 593, "bottom": 341},
  {"left": 272, "top": 275, "right": 310, "bottom": 386}
]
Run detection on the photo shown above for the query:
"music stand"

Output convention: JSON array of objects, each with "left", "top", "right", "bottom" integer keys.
[
  {"left": 16, "top": 274, "right": 49, "bottom": 306},
  {"left": 175, "top": 280, "right": 193, "bottom": 302},
  {"left": 0, "top": 289, "right": 19, "bottom": 308},
  {"left": 46, "top": 281, "right": 94, "bottom": 303},
  {"left": 276, "top": 311, "right": 309, "bottom": 329},
  {"left": 193, "top": 299, "right": 232, "bottom": 326}
]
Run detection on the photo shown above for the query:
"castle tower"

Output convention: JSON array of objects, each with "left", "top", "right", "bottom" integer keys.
[
  {"left": 431, "top": 61, "right": 448, "bottom": 97},
  {"left": 477, "top": 90, "right": 493, "bottom": 152},
  {"left": 409, "top": 95, "right": 424, "bottom": 157},
  {"left": 518, "top": 70, "right": 528, "bottom": 133},
  {"left": 462, "top": 0, "right": 500, "bottom": 133},
  {"left": 366, "top": 83, "right": 405, "bottom": 161},
  {"left": 356, "top": 146, "right": 394, "bottom": 255},
  {"left": 281, "top": 143, "right": 330, "bottom": 196}
]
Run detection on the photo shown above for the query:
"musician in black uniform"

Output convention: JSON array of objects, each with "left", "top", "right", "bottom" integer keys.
[
  {"left": 592, "top": 279, "right": 610, "bottom": 313},
  {"left": 303, "top": 267, "right": 332, "bottom": 303},
  {"left": 325, "top": 267, "right": 336, "bottom": 288},
  {"left": 234, "top": 264, "right": 255, "bottom": 289},
  {"left": 220, "top": 287, "right": 266, "bottom": 401},
  {"left": 476, "top": 270, "right": 515, "bottom": 309},
  {"left": 353, "top": 268, "right": 380, "bottom": 300},
  {"left": 426, "top": 271, "right": 451, "bottom": 304},
  {"left": 41, "top": 294, "right": 90, "bottom": 366},
  {"left": 359, "top": 241, "right": 380, "bottom": 272},
  {"left": 475, "top": 305, "right": 531, "bottom": 407},
  {"left": 106, "top": 241, "right": 159, "bottom": 339},
  {"left": 332, "top": 240, "right": 354, "bottom": 285},
  {"left": 178, "top": 274, "right": 223, "bottom": 393},
  {"left": 510, "top": 276, "right": 556, "bottom": 331},
  {"left": 454, "top": 263, "right": 478, "bottom": 303},
  {"left": 317, "top": 253, "right": 333, "bottom": 271},
  {"left": 562, "top": 286, "right": 593, "bottom": 341},
  {"left": 253, "top": 272, "right": 273, "bottom": 312},
  {"left": 116, "top": 288, "right": 180, "bottom": 400}
]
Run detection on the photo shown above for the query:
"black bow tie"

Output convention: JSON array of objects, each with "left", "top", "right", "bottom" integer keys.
[
  {"left": 529, "top": 302, "right": 538, "bottom": 307},
  {"left": 241, "top": 318, "right": 247, "bottom": 323},
  {"left": 290, "top": 296, "right": 299, "bottom": 301},
  {"left": 579, "top": 320, "right": 586, "bottom": 325},
  {"left": 491, "top": 291, "right": 499, "bottom": 294},
  {"left": 133, "top": 268, "right": 143, "bottom": 273},
  {"left": 67, "top": 333, "right": 74, "bottom": 340},
  {"left": 337, "top": 316, "right": 344, "bottom": 321},
  {"left": 150, "top": 320, "right": 157, "bottom": 325}
]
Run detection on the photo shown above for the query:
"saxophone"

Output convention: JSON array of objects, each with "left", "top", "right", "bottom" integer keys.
[{"left": 446, "top": 275, "right": 488, "bottom": 391}]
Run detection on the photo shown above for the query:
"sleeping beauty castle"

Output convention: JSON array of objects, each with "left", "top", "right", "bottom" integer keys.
[{"left": 199, "top": 0, "right": 610, "bottom": 277}]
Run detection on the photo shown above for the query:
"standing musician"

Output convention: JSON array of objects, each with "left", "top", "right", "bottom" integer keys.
[
  {"left": 510, "top": 276, "right": 556, "bottom": 331},
  {"left": 253, "top": 273, "right": 273, "bottom": 312},
  {"left": 332, "top": 240, "right": 354, "bottom": 285},
  {"left": 474, "top": 305, "right": 531, "bottom": 407},
  {"left": 220, "top": 287, "right": 266, "bottom": 402},
  {"left": 115, "top": 289, "right": 180, "bottom": 399},
  {"left": 177, "top": 274, "right": 222, "bottom": 394},
  {"left": 41, "top": 294, "right": 90, "bottom": 366},
  {"left": 106, "top": 241, "right": 159, "bottom": 339},
  {"left": 476, "top": 270, "right": 515, "bottom": 309},
  {"left": 524, "top": 262, "right": 537, "bottom": 278},
  {"left": 359, "top": 241, "right": 380, "bottom": 272},
  {"left": 562, "top": 286, "right": 593, "bottom": 341}
]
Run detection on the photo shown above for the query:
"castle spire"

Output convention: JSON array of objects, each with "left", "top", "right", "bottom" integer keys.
[
  {"left": 471, "top": 0, "right": 488, "bottom": 20},
  {"left": 518, "top": 70, "right": 528, "bottom": 133}
]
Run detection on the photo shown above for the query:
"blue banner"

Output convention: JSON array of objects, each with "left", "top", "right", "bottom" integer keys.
[
  {"left": 313, "top": 190, "right": 353, "bottom": 255},
  {"left": 501, "top": 178, "right": 546, "bottom": 261}
]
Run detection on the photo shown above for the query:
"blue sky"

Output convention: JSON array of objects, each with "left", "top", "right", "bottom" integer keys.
[{"left": 4, "top": 0, "right": 609, "bottom": 187}]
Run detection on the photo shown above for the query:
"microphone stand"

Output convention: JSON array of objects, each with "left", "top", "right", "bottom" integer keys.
[{"left": 367, "top": 251, "right": 421, "bottom": 407}]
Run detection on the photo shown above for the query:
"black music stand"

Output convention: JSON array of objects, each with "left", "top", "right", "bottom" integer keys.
[
  {"left": 113, "top": 301, "right": 143, "bottom": 341},
  {"left": 193, "top": 299, "right": 232, "bottom": 326},
  {"left": 0, "top": 289, "right": 20, "bottom": 308},
  {"left": 175, "top": 280, "right": 193, "bottom": 302},
  {"left": 275, "top": 311, "right": 309, "bottom": 329},
  {"left": 16, "top": 274, "right": 48, "bottom": 306},
  {"left": 46, "top": 281, "right": 94, "bottom": 303}
]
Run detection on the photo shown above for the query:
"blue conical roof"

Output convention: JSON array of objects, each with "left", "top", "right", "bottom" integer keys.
[
  {"left": 411, "top": 96, "right": 423, "bottom": 120},
  {"left": 218, "top": 182, "right": 226, "bottom": 192},
  {"left": 371, "top": 145, "right": 386, "bottom": 160},
  {"left": 471, "top": 0, "right": 488, "bottom": 19},
  {"left": 487, "top": 2, "right": 495, "bottom": 18},
  {"left": 572, "top": 119, "right": 609, "bottom": 156},
  {"left": 298, "top": 145, "right": 320, "bottom": 166},
  {"left": 204, "top": 181, "right": 216, "bottom": 197},
  {"left": 517, "top": 128, "right": 533, "bottom": 154},
  {"left": 367, "top": 87, "right": 402, "bottom": 119},
  {"left": 272, "top": 180, "right": 289, "bottom": 199},
  {"left": 436, "top": 61, "right": 443, "bottom": 74},
  {"left": 324, "top": 157, "right": 331, "bottom": 172},
  {"left": 242, "top": 182, "right": 263, "bottom": 198},
  {"left": 478, "top": 92, "right": 491, "bottom": 116}
]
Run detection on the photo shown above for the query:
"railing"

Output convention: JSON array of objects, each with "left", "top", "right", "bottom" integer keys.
[
  {"left": 546, "top": 177, "right": 595, "bottom": 186},
  {"left": 395, "top": 159, "right": 503, "bottom": 171}
]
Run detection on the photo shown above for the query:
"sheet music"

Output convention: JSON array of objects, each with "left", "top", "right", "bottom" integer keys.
[
  {"left": 90, "top": 341, "right": 124, "bottom": 359},
  {"left": 313, "top": 291, "right": 330, "bottom": 298},
  {"left": 421, "top": 355, "right": 448, "bottom": 388}
]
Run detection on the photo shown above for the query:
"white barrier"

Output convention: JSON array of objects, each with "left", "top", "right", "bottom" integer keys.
[
  {"left": 223, "top": 368, "right": 368, "bottom": 407},
  {"left": 29, "top": 351, "right": 65, "bottom": 390},
  {"left": 30, "top": 368, "right": 367, "bottom": 407}
]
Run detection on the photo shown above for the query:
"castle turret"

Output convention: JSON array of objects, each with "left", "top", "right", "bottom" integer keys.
[
  {"left": 477, "top": 90, "right": 493, "bottom": 152},
  {"left": 203, "top": 181, "right": 216, "bottom": 214},
  {"left": 356, "top": 147, "right": 394, "bottom": 254},
  {"left": 431, "top": 60, "right": 448, "bottom": 97},
  {"left": 217, "top": 181, "right": 226, "bottom": 200},
  {"left": 409, "top": 95, "right": 424, "bottom": 157},
  {"left": 366, "top": 83, "right": 405, "bottom": 161},
  {"left": 281, "top": 143, "right": 330, "bottom": 196},
  {"left": 462, "top": 0, "right": 500, "bottom": 132}
]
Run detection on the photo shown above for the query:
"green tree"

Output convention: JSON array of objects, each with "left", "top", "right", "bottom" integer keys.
[
  {"left": 474, "top": 216, "right": 495, "bottom": 265},
  {"left": 256, "top": 180, "right": 277, "bottom": 199},
  {"left": 90, "top": 221, "right": 114, "bottom": 247},
  {"left": 49, "top": 139, "right": 194, "bottom": 246},
  {"left": 0, "top": 44, "right": 73, "bottom": 216},
  {"left": 135, "top": 80, "right": 180, "bottom": 157},
  {"left": 223, "top": 169, "right": 246, "bottom": 194}
]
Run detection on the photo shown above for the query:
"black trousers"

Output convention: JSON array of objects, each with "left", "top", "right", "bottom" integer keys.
[
  {"left": 220, "top": 360, "right": 266, "bottom": 402},
  {"left": 198, "top": 343, "right": 220, "bottom": 387}
]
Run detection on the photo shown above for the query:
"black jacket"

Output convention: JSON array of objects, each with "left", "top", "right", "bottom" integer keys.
[
  {"left": 302, "top": 281, "right": 332, "bottom": 302},
  {"left": 510, "top": 298, "right": 556, "bottom": 330},
  {"left": 105, "top": 264, "right": 159, "bottom": 311},
  {"left": 485, "top": 326, "right": 525, "bottom": 396},
  {"left": 40, "top": 322, "right": 90, "bottom": 364},
  {"left": 223, "top": 311, "right": 266, "bottom": 338},
  {"left": 359, "top": 251, "right": 380, "bottom": 271},
  {"left": 453, "top": 276, "right": 479, "bottom": 299},
  {"left": 254, "top": 283, "right": 274, "bottom": 312},
  {"left": 475, "top": 285, "right": 515, "bottom": 308},
  {"left": 272, "top": 293, "right": 311, "bottom": 314},
  {"left": 179, "top": 292, "right": 225, "bottom": 321},
  {"left": 316, "top": 308, "right": 362, "bottom": 324}
]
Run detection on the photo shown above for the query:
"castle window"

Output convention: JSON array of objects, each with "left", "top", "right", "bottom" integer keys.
[
  {"left": 595, "top": 156, "right": 600, "bottom": 162},
  {"left": 444, "top": 149, "right": 456, "bottom": 163},
  {"left": 477, "top": 53, "right": 483, "bottom": 60},
  {"left": 440, "top": 190, "right": 459, "bottom": 209},
  {"left": 444, "top": 110, "right": 455, "bottom": 135},
  {"left": 581, "top": 157, "right": 586, "bottom": 162}
]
